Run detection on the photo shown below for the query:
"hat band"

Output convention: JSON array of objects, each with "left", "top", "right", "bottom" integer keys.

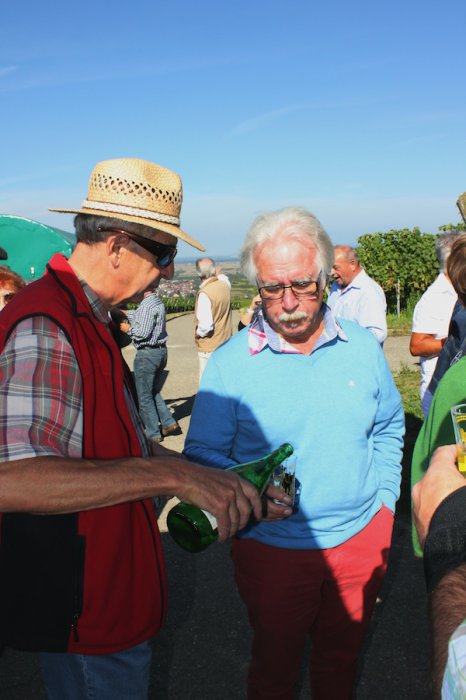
[{"left": 81, "top": 199, "right": 180, "bottom": 226}]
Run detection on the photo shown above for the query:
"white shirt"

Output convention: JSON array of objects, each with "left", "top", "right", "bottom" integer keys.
[
  {"left": 411, "top": 273, "right": 457, "bottom": 413},
  {"left": 196, "top": 275, "right": 230, "bottom": 338},
  {"left": 327, "top": 269, "right": 387, "bottom": 344},
  {"left": 196, "top": 287, "right": 214, "bottom": 337},
  {"left": 216, "top": 273, "right": 231, "bottom": 288}
]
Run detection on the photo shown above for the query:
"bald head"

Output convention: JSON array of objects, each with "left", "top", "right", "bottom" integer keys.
[
  {"left": 331, "top": 246, "right": 361, "bottom": 289},
  {"left": 195, "top": 257, "right": 216, "bottom": 280}
]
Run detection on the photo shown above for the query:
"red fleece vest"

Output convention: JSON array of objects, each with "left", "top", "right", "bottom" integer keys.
[{"left": 0, "top": 255, "right": 167, "bottom": 654}]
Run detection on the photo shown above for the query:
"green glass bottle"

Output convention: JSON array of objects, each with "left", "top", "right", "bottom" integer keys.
[{"left": 166, "top": 443, "right": 294, "bottom": 553}]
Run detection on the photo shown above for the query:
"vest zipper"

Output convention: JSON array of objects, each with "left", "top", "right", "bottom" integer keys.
[
  {"left": 140, "top": 501, "right": 166, "bottom": 627},
  {"left": 71, "top": 613, "right": 80, "bottom": 642},
  {"left": 70, "top": 535, "right": 86, "bottom": 645}
]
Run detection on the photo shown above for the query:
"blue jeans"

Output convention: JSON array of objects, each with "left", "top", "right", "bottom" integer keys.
[
  {"left": 133, "top": 346, "right": 176, "bottom": 440},
  {"left": 40, "top": 641, "right": 152, "bottom": 700}
]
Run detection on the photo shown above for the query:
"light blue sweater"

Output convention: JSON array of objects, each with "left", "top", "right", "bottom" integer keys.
[{"left": 184, "top": 318, "right": 404, "bottom": 550}]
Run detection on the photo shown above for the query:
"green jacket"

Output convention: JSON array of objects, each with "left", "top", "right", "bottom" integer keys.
[{"left": 411, "top": 355, "right": 466, "bottom": 556}]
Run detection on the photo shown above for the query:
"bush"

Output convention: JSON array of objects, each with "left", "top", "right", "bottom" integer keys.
[{"left": 357, "top": 228, "right": 438, "bottom": 313}]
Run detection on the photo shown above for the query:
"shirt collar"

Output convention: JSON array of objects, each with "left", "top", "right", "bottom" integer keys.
[
  {"left": 247, "top": 303, "right": 347, "bottom": 356},
  {"left": 199, "top": 276, "right": 217, "bottom": 289},
  {"left": 78, "top": 278, "right": 111, "bottom": 325},
  {"left": 339, "top": 268, "right": 365, "bottom": 293}
]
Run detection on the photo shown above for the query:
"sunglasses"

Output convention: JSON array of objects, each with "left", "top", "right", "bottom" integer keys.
[{"left": 97, "top": 227, "right": 177, "bottom": 268}]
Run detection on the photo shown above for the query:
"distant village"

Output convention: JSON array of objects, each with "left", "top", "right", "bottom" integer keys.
[
  {"left": 158, "top": 277, "right": 197, "bottom": 298},
  {"left": 159, "top": 259, "right": 243, "bottom": 298}
]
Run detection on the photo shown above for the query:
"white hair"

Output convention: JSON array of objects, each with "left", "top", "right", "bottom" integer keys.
[
  {"left": 240, "top": 207, "right": 334, "bottom": 284},
  {"left": 195, "top": 257, "right": 216, "bottom": 279}
]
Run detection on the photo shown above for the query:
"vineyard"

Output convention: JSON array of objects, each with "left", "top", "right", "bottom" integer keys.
[{"left": 357, "top": 224, "right": 465, "bottom": 313}]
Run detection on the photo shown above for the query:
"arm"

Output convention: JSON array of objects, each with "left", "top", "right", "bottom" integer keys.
[
  {"left": 411, "top": 357, "right": 466, "bottom": 555},
  {"left": 412, "top": 445, "right": 465, "bottom": 548},
  {"left": 0, "top": 319, "right": 261, "bottom": 541},
  {"left": 0, "top": 452, "right": 263, "bottom": 541},
  {"left": 239, "top": 294, "right": 262, "bottom": 329},
  {"left": 195, "top": 292, "right": 214, "bottom": 337},
  {"left": 354, "top": 280, "right": 387, "bottom": 343},
  {"left": 428, "top": 313, "right": 466, "bottom": 398},
  {"left": 410, "top": 331, "right": 445, "bottom": 358},
  {"left": 412, "top": 445, "right": 466, "bottom": 697},
  {"left": 410, "top": 280, "right": 455, "bottom": 357},
  {"left": 372, "top": 350, "right": 405, "bottom": 512}
]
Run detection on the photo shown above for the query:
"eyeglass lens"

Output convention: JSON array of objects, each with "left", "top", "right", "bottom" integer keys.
[{"left": 259, "top": 281, "right": 319, "bottom": 299}]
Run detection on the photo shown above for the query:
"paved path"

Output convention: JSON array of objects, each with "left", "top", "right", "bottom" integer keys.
[
  {"left": 122, "top": 313, "right": 419, "bottom": 456},
  {"left": 0, "top": 316, "right": 428, "bottom": 699}
]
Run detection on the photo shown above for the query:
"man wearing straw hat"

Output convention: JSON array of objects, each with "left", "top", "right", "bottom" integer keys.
[{"left": 0, "top": 158, "right": 262, "bottom": 699}]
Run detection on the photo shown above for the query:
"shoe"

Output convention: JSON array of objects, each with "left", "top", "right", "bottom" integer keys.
[
  {"left": 161, "top": 423, "right": 182, "bottom": 437},
  {"left": 151, "top": 435, "right": 164, "bottom": 444}
]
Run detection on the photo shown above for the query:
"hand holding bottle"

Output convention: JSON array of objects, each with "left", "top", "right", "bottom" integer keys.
[
  {"left": 168, "top": 444, "right": 294, "bottom": 552},
  {"left": 171, "top": 460, "right": 264, "bottom": 542}
]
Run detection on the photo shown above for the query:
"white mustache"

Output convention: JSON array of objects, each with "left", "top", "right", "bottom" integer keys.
[{"left": 278, "top": 311, "right": 308, "bottom": 323}]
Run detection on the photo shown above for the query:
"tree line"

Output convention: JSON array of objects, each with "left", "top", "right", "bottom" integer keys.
[{"left": 357, "top": 224, "right": 465, "bottom": 314}]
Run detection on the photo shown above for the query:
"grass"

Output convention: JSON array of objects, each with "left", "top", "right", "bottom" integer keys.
[
  {"left": 392, "top": 363, "right": 423, "bottom": 511},
  {"left": 394, "top": 363, "right": 423, "bottom": 421},
  {"left": 387, "top": 312, "right": 412, "bottom": 336}
]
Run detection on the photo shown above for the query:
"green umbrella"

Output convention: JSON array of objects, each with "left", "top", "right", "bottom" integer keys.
[{"left": 0, "top": 214, "right": 76, "bottom": 280}]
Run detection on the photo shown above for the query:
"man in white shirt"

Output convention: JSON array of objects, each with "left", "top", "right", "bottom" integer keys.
[
  {"left": 327, "top": 245, "right": 387, "bottom": 344},
  {"left": 410, "top": 232, "right": 466, "bottom": 417},
  {"left": 194, "top": 257, "right": 233, "bottom": 380}
]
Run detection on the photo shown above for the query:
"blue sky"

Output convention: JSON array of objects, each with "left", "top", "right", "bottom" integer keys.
[{"left": 1, "top": 0, "right": 465, "bottom": 258}]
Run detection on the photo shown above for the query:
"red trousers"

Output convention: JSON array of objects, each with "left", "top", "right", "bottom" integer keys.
[{"left": 231, "top": 505, "right": 394, "bottom": 700}]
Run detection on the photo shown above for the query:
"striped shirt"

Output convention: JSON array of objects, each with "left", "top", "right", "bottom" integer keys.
[
  {"left": 126, "top": 292, "right": 167, "bottom": 349},
  {"left": 247, "top": 303, "right": 347, "bottom": 356},
  {"left": 0, "top": 279, "right": 150, "bottom": 461}
]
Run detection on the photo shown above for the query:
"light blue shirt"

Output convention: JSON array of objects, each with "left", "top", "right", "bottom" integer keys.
[
  {"left": 327, "top": 268, "right": 387, "bottom": 344},
  {"left": 184, "top": 310, "right": 404, "bottom": 550}
]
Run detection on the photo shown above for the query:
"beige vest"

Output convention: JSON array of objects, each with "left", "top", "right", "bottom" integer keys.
[{"left": 195, "top": 277, "right": 233, "bottom": 352}]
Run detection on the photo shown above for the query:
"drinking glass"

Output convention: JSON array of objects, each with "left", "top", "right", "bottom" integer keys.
[
  {"left": 272, "top": 456, "right": 296, "bottom": 506},
  {"left": 450, "top": 404, "right": 466, "bottom": 475}
]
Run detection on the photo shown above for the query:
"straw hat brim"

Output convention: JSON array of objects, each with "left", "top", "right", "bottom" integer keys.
[{"left": 49, "top": 206, "right": 206, "bottom": 252}]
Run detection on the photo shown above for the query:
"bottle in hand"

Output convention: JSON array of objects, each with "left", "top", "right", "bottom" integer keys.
[{"left": 167, "top": 443, "right": 294, "bottom": 553}]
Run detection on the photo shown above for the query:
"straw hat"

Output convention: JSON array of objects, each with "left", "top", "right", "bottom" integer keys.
[{"left": 50, "top": 157, "right": 205, "bottom": 251}]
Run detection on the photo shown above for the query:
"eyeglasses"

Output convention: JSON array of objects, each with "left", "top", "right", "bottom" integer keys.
[
  {"left": 257, "top": 279, "right": 320, "bottom": 300},
  {"left": 0, "top": 292, "right": 16, "bottom": 304},
  {"left": 97, "top": 227, "right": 177, "bottom": 269}
]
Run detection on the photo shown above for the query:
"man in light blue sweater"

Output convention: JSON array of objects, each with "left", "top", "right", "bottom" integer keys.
[{"left": 184, "top": 206, "right": 404, "bottom": 700}]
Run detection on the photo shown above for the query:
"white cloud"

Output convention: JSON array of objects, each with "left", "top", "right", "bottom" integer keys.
[
  {"left": 228, "top": 105, "right": 302, "bottom": 137},
  {"left": 0, "top": 66, "right": 17, "bottom": 78}
]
